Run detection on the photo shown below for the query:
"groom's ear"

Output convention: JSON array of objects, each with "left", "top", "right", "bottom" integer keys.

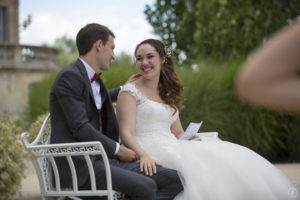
[{"left": 95, "top": 40, "right": 103, "bottom": 52}]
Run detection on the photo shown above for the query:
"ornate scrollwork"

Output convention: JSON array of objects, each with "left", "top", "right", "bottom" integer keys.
[
  {"left": 38, "top": 157, "right": 53, "bottom": 191},
  {"left": 39, "top": 118, "right": 51, "bottom": 145},
  {"left": 114, "top": 192, "right": 125, "bottom": 200},
  {"left": 31, "top": 145, "right": 101, "bottom": 157}
]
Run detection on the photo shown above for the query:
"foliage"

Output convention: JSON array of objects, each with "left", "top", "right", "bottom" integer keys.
[
  {"left": 101, "top": 52, "right": 136, "bottom": 89},
  {"left": 0, "top": 118, "right": 25, "bottom": 200},
  {"left": 54, "top": 35, "right": 77, "bottom": 54},
  {"left": 53, "top": 35, "right": 78, "bottom": 69},
  {"left": 113, "top": 51, "right": 134, "bottom": 67},
  {"left": 178, "top": 59, "right": 300, "bottom": 162},
  {"left": 145, "top": 0, "right": 300, "bottom": 61},
  {"left": 28, "top": 73, "right": 56, "bottom": 123},
  {"left": 27, "top": 113, "right": 50, "bottom": 143}
]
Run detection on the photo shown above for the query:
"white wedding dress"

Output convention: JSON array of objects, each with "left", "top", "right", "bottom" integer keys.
[{"left": 120, "top": 83, "right": 299, "bottom": 200}]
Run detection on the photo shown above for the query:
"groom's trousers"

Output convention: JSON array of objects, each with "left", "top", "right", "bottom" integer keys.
[{"left": 80, "top": 157, "right": 183, "bottom": 200}]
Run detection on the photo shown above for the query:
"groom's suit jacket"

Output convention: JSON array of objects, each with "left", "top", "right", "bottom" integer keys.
[{"left": 50, "top": 58, "right": 120, "bottom": 188}]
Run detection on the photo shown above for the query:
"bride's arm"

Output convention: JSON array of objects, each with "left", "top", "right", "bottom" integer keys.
[
  {"left": 117, "top": 92, "right": 161, "bottom": 176},
  {"left": 171, "top": 117, "right": 184, "bottom": 139},
  {"left": 171, "top": 117, "right": 201, "bottom": 141}
]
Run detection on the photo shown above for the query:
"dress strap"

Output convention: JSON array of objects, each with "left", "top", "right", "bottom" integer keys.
[{"left": 119, "top": 83, "right": 145, "bottom": 105}]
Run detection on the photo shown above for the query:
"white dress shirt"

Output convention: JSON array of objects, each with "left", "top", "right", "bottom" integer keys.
[{"left": 80, "top": 58, "right": 120, "bottom": 155}]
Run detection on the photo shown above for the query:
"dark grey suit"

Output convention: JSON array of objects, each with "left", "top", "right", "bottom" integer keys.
[{"left": 50, "top": 59, "right": 183, "bottom": 200}]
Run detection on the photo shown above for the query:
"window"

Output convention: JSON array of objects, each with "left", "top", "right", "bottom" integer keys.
[{"left": 0, "top": 7, "right": 5, "bottom": 43}]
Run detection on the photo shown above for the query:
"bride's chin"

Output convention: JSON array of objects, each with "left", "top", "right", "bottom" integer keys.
[
  {"left": 140, "top": 72, "right": 152, "bottom": 78},
  {"left": 142, "top": 75, "right": 151, "bottom": 80}
]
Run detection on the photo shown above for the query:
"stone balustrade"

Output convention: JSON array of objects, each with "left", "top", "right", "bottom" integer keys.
[{"left": 0, "top": 44, "right": 58, "bottom": 71}]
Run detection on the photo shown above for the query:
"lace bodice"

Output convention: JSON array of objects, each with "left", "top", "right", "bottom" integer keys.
[
  {"left": 119, "top": 83, "right": 180, "bottom": 160},
  {"left": 120, "top": 83, "right": 178, "bottom": 136}
]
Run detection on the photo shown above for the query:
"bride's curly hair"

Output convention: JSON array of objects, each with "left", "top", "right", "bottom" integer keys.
[{"left": 134, "top": 39, "right": 185, "bottom": 113}]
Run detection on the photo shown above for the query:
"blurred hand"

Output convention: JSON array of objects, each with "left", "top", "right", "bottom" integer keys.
[{"left": 117, "top": 145, "right": 138, "bottom": 162}]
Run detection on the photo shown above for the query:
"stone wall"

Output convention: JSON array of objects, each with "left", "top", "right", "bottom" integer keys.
[
  {"left": 0, "top": 0, "right": 58, "bottom": 118},
  {"left": 0, "top": 43, "right": 58, "bottom": 118},
  {"left": 0, "top": 69, "right": 52, "bottom": 117},
  {"left": 0, "top": 0, "right": 19, "bottom": 44}
]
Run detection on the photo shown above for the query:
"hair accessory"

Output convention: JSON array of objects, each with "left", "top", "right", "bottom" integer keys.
[
  {"left": 164, "top": 47, "right": 172, "bottom": 64},
  {"left": 164, "top": 46, "right": 172, "bottom": 59}
]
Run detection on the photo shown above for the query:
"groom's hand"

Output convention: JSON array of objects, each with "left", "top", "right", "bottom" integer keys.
[
  {"left": 125, "top": 73, "right": 142, "bottom": 84},
  {"left": 117, "top": 145, "right": 138, "bottom": 162}
]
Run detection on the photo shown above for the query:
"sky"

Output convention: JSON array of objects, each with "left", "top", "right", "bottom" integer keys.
[{"left": 19, "top": 0, "right": 158, "bottom": 55}]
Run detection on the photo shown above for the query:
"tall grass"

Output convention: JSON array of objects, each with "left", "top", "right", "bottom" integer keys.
[{"left": 178, "top": 59, "right": 300, "bottom": 162}]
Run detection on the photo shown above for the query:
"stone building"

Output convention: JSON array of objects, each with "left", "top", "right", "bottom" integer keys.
[{"left": 0, "top": 0, "right": 58, "bottom": 117}]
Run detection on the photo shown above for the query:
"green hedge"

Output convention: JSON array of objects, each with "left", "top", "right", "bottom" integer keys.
[
  {"left": 28, "top": 73, "right": 57, "bottom": 123},
  {"left": 27, "top": 113, "right": 50, "bottom": 143},
  {"left": 0, "top": 117, "right": 25, "bottom": 200},
  {"left": 178, "top": 60, "right": 300, "bottom": 162}
]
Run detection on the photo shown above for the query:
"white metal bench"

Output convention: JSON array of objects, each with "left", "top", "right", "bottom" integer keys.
[{"left": 21, "top": 114, "right": 124, "bottom": 200}]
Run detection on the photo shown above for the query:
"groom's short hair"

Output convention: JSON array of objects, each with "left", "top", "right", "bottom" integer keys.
[{"left": 76, "top": 23, "right": 115, "bottom": 56}]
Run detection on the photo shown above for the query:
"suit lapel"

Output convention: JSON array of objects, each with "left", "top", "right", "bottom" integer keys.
[
  {"left": 75, "top": 59, "right": 97, "bottom": 107},
  {"left": 99, "top": 78, "right": 107, "bottom": 105}
]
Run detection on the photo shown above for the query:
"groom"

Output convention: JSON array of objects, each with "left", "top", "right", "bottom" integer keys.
[{"left": 50, "top": 23, "right": 183, "bottom": 199}]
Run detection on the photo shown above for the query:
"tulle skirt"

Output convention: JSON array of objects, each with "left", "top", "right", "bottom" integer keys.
[{"left": 138, "top": 133, "right": 299, "bottom": 200}]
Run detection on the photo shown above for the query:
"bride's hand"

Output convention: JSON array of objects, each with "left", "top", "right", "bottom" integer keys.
[
  {"left": 189, "top": 135, "right": 202, "bottom": 141},
  {"left": 139, "top": 154, "right": 162, "bottom": 176}
]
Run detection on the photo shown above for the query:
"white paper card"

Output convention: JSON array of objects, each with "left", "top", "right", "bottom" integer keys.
[{"left": 180, "top": 121, "right": 203, "bottom": 140}]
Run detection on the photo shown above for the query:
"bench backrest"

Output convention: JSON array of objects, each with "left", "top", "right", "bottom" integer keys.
[{"left": 21, "top": 114, "right": 120, "bottom": 200}]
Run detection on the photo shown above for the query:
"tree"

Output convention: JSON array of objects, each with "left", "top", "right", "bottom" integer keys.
[
  {"left": 54, "top": 35, "right": 77, "bottom": 54},
  {"left": 145, "top": 0, "right": 300, "bottom": 61},
  {"left": 53, "top": 35, "right": 78, "bottom": 68},
  {"left": 113, "top": 51, "right": 134, "bottom": 67}
]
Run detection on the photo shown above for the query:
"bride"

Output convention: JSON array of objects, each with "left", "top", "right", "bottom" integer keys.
[{"left": 116, "top": 39, "right": 299, "bottom": 200}]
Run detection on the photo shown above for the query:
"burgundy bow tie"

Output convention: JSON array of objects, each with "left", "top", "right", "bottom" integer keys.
[{"left": 91, "top": 72, "right": 102, "bottom": 83}]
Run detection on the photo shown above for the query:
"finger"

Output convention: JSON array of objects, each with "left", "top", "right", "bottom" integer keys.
[
  {"left": 140, "top": 162, "right": 144, "bottom": 172},
  {"left": 144, "top": 165, "right": 149, "bottom": 175},
  {"left": 152, "top": 163, "right": 157, "bottom": 174},
  {"left": 148, "top": 164, "right": 153, "bottom": 176}
]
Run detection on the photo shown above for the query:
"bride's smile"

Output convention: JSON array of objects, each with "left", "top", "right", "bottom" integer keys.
[{"left": 141, "top": 65, "right": 153, "bottom": 73}]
